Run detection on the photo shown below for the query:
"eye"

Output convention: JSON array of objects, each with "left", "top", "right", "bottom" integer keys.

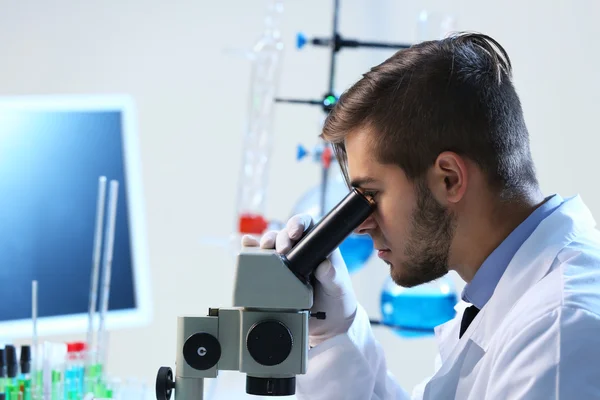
[{"left": 362, "top": 190, "right": 378, "bottom": 199}]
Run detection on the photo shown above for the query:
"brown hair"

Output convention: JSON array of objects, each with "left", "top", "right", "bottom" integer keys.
[{"left": 322, "top": 32, "right": 538, "bottom": 200}]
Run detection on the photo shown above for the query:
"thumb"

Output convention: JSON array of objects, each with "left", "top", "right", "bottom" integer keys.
[{"left": 313, "top": 250, "right": 353, "bottom": 298}]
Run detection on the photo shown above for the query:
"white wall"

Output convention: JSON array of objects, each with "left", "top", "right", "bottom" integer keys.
[{"left": 1, "top": 0, "right": 599, "bottom": 398}]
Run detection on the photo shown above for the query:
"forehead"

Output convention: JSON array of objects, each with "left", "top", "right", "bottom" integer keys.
[{"left": 344, "top": 128, "right": 382, "bottom": 183}]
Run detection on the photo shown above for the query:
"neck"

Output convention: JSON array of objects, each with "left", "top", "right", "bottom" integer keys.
[{"left": 452, "top": 187, "right": 545, "bottom": 282}]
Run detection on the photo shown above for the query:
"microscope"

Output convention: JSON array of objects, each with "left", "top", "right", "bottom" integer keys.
[{"left": 155, "top": 188, "right": 375, "bottom": 399}]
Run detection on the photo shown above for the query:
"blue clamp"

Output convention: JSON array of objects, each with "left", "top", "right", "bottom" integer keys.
[
  {"left": 296, "top": 32, "right": 307, "bottom": 50},
  {"left": 296, "top": 144, "right": 308, "bottom": 161}
]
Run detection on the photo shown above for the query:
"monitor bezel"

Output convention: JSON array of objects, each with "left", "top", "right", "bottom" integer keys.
[{"left": 0, "top": 94, "right": 153, "bottom": 341}]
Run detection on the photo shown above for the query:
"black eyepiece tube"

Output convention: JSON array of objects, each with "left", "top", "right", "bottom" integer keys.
[{"left": 282, "top": 188, "right": 375, "bottom": 283}]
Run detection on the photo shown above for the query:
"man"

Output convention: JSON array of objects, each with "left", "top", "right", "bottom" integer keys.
[{"left": 242, "top": 32, "right": 600, "bottom": 399}]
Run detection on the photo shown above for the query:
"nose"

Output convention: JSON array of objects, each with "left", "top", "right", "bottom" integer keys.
[{"left": 354, "top": 213, "right": 377, "bottom": 235}]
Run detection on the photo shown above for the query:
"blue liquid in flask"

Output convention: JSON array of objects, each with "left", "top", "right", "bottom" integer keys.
[
  {"left": 380, "top": 276, "right": 458, "bottom": 338},
  {"left": 339, "top": 233, "right": 374, "bottom": 273}
]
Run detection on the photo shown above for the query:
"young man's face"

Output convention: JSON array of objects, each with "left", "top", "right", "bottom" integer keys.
[{"left": 345, "top": 129, "right": 456, "bottom": 288}]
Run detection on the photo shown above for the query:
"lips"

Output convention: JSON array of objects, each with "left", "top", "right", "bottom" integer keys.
[{"left": 377, "top": 249, "right": 391, "bottom": 259}]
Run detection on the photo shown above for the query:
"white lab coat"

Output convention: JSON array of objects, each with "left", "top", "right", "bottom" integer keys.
[{"left": 296, "top": 195, "right": 600, "bottom": 399}]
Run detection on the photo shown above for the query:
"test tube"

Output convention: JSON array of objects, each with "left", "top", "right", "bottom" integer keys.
[
  {"left": 30, "top": 281, "right": 37, "bottom": 400},
  {"left": 5, "top": 346, "right": 17, "bottom": 388},
  {"left": 49, "top": 343, "right": 66, "bottom": 400},
  {"left": 2, "top": 346, "right": 17, "bottom": 400},
  {"left": 0, "top": 348, "right": 6, "bottom": 395},
  {"left": 87, "top": 176, "right": 107, "bottom": 362},
  {"left": 18, "top": 346, "right": 30, "bottom": 400},
  {"left": 97, "top": 180, "right": 119, "bottom": 375}
]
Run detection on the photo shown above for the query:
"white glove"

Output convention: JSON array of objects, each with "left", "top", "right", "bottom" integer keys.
[{"left": 241, "top": 214, "right": 358, "bottom": 347}]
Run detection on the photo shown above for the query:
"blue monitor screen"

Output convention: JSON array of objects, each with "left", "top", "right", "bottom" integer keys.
[{"left": 0, "top": 109, "right": 136, "bottom": 323}]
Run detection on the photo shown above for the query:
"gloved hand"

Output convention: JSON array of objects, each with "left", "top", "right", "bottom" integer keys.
[{"left": 241, "top": 214, "right": 358, "bottom": 347}]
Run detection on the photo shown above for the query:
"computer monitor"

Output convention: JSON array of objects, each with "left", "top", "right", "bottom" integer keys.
[{"left": 0, "top": 94, "right": 152, "bottom": 341}]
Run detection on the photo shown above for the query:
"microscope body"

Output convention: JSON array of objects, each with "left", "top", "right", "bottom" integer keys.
[
  {"left": 158, "top": 247, "right": 314, "bottom": 400},
  {"left": 156, "top": 188, "right": 376, "bottom": 400}
]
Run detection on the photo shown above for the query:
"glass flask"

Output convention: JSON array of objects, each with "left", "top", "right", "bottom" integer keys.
[
  {"left": 235, "top": 0, "right": 285, "bottom": 236},
  {"left": 380, "top": 274, "right": 458, "bottom": 338}
]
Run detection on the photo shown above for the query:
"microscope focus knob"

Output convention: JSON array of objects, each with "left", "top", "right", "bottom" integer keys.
[
  {"left": 155, "top": 366, "right": 175, "bottom": 400},
  {"left": 183, "top": 332, "right": 222, "bottom": 370},
  {"left": 247, "top": 320, "right": 293, "bottom": 366}
]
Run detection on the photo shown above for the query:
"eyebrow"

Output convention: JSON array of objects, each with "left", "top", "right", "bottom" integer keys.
[{"left": 350, "top": 177, "right": 379, "bottom": 188}]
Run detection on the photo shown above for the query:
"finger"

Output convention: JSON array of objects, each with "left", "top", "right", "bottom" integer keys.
[
  {"left": 286, "top": 214, "right": 314, "bottom": 240},
  {"left": 275, "top": 228, "right": 294, "bottom": 253},
  {"left": 259, "top": 231, "right": 278, "bottom": 249},
  {"left": 241, "top": 235, "right": 259, "bottom": 247},
  {"left": 276, "top": 214, "right": 315, "bottom": 253},
  {"left": 313, "top": 249, "right": 352, "bottom": 297}
]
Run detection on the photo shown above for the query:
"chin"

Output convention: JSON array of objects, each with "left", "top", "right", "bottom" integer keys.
[
  {"left": 387, "top": 262, "right": 411, "bottom": 287},
  {"left": 390, "top": 262, "right": 446, "bottom": 288},
  {"left": 391, "top": 270, "right": 418, "bottom": 288}
]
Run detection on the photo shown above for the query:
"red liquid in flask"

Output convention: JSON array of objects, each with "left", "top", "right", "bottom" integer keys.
[{"left": 238, "top": 213, "right": 268, "bottom": 234}]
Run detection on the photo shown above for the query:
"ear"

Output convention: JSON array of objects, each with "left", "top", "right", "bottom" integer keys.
[{"left": 428, "top": 151, "right": 468, "bottom": 205}]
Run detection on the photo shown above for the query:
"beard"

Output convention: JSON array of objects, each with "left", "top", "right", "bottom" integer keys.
[{"left": 391, "top": 179, "right": 457, "bottom": 287}]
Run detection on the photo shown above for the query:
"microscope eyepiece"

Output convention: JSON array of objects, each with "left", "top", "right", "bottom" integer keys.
[{"left": 282, "top": 188, "right": 375, "bottom": 283}]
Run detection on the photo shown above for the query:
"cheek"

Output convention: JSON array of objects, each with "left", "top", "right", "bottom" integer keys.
[{"left": 374, "top": 194, "right": 413, "bottom": 238}]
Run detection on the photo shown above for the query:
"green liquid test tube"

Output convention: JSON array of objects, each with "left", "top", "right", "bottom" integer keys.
[
  {"left": 3, "top": 383, "right": 12, "bottom": 399},
  {"left": 22, "top": 380, "right": 31, "bottom": 400},
  {"left": 51, "top": 371, "right": 61, "bottom": 400},
  {"left": 87, "top": 364, "right": 102, "bottom": 397},
  {"left": 8, "top": 387, "right": 19, "bottom": 400}
]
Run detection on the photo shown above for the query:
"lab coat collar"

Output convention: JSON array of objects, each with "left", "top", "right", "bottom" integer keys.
[
  {"left": 434, "top": 300, "right": 467, "bottom": 361},
  {"left": 435, "top": 195, "right": 595, "bottom": 361}
]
